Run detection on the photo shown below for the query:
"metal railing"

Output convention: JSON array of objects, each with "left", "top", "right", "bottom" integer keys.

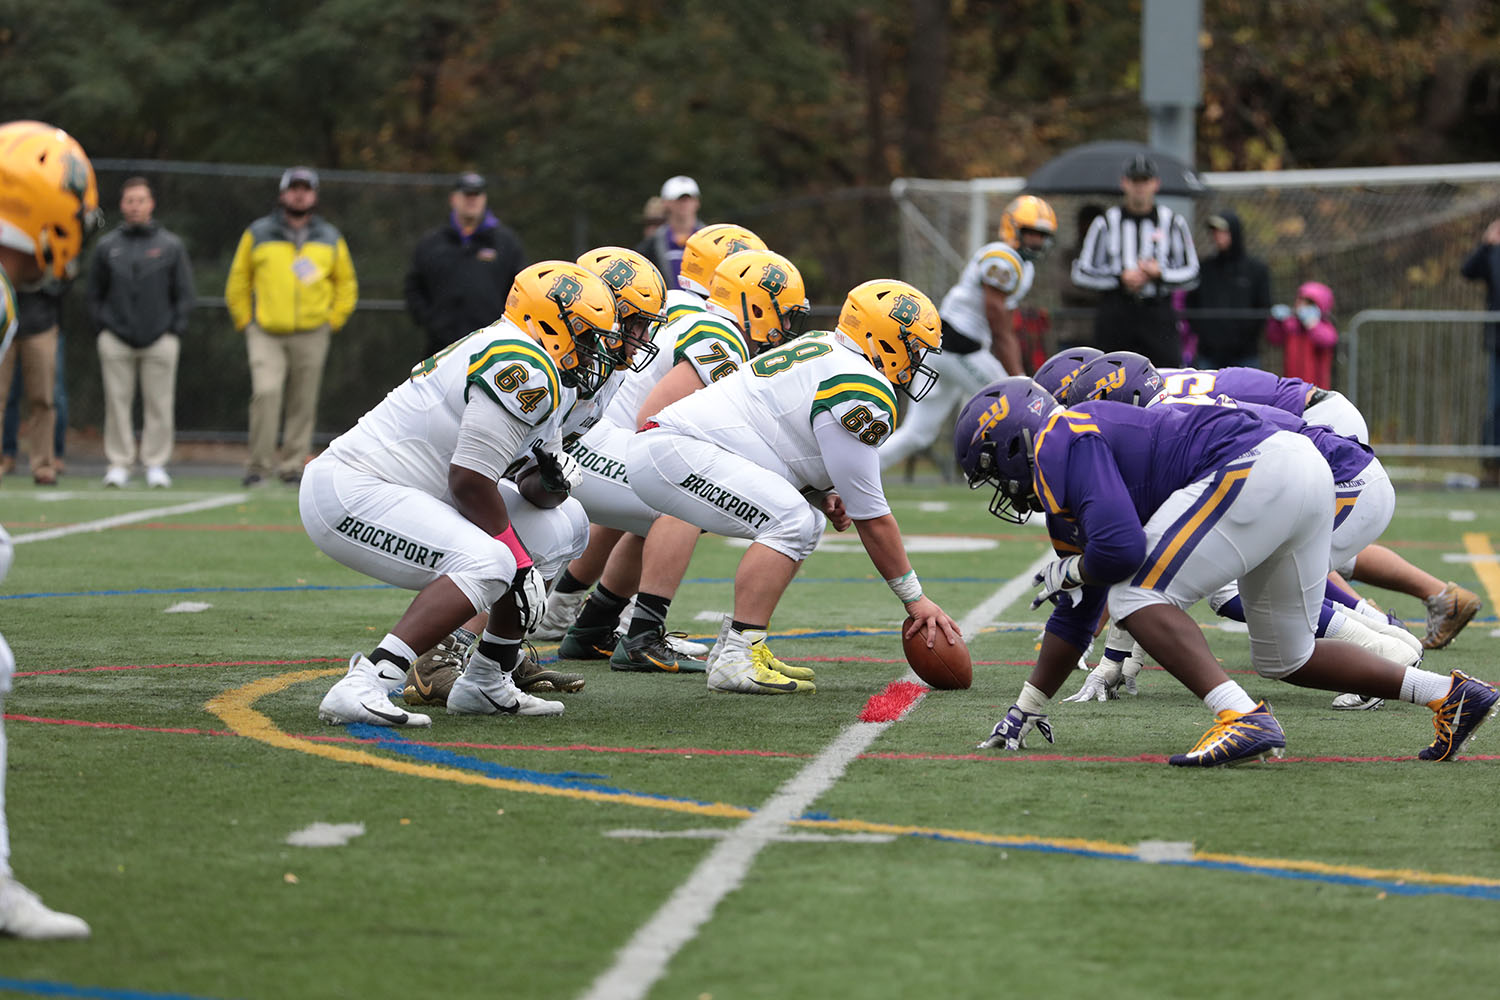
[{"left": 1343, "top": 309, "right": 1500, "bottom": 457}]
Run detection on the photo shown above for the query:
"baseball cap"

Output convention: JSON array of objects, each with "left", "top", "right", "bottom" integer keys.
[
  {"left": 279, "top": 166, "right": 319, "bottom": 191},
  {"left": 1206, "top": 214, "right": 1230, "bottom": 231},
  {"left": 1123, "top": 154, "right": 1157, "bottom": 180},
  {"left": 454, "top": 172, "right": 486, "bottom": 194},
  {"left": 660, "top": 175, "right": 700, "bottom": 201}
]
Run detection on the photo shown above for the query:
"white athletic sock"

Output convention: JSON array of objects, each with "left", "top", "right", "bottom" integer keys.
[
  {"left": 1203, "top": 681, "right": 1258, "bottom": 716},
  {"left": 1353, "top": 599, "right": 1388, "bottom": 624},
  {"left": 1400, "top": 667, "right": 1453, "bottom": 706},
  {"left": 1016, "top": 681, "right": 1051, "bottom": 715},
  {"left": 376, "top": 633, "right": 417, "bottom": 664}
]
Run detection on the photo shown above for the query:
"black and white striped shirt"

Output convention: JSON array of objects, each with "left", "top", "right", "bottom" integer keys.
[{"left": 1071, "top": 204, "right": 1199, "bottom": 299}]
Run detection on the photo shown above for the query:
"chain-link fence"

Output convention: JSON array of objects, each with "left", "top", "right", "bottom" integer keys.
[{"left": 51, "top": 161, "right": 897, "bottom": 444}]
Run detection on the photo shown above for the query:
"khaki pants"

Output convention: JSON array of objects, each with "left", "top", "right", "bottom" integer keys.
[
  {"left": 98, "top": 330, "right": 179, "bottom": 470},
  {"left": 245, "top": 322, "right": 331, "bottom": 479},
  {"left": 0, "top": 326, "right": 58, "bottom": 481}
]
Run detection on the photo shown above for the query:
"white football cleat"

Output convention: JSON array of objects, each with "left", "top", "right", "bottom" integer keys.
[
  {"left": 707, "top": 638, "right": 814, "bottom": 695},
  {"left": 665, "top": 633, "right": 711, "bottom": 657},
  {"left": 1324, "top": 610, "right": 1422, "bottom": 667},
  {"left": 0, "top": 878, "right": 90, "bottom": 940},
  {"left": 447, "top": 664, "right": 564, "bottom": 716},
  {"left": 529, "top": 588, "right": 589, "bottom": 641},
  {"left": 318, "top": 654, "right": 431, "bottom": 727},
  {"left": 1331, "top": 692, "right": 1385, "bottom": 711},
  {"left": 703, "top": 615, "right": 732, "bottom": 670}
]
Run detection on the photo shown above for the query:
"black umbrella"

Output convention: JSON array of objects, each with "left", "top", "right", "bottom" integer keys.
[{"left": 1025, "top": 141, "right": 1207, "bottom": 197}]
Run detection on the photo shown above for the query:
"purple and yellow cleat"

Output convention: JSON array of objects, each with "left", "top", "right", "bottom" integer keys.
[
  {"left": 1418, "top": 670, "right": 1499, "bottom": 761},
  {"left": 1169, "top": 701, "right": 1286, "bottom": 767}
]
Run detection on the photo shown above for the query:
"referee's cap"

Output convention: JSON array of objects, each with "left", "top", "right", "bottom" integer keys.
[{"left": 1123, "top": 154, "right": 1157, "bottom": 180}]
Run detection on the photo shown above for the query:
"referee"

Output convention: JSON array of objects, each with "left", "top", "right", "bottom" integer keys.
[{"left": 1071, "top": 154, "right": 1199, "bottom": 366}]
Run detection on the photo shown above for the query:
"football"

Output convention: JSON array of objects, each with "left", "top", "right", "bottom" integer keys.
[{"left": 901, "top": 617, "right": 972, "bottom": 690}]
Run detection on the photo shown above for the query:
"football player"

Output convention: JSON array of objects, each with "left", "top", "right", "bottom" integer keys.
[
  {"left": 878, "top": 195, "right": 1057, "bottom": 471},
  {"left": 627, "top": 279, "right": 960, "bottom": 694},
  {"left": 302, "top": 261, "right": 615, "bottom": 724},
  {"left": 0, "top": 120, "right": 98, "bottom": 939},
  {"left": 1059, "top": 352, "right": 1423, "bottom": 708},
  {"left": 536, "top": 226, "right": 774, "bottom": 667},
  {"left": 954, "top": 376, "right": 1498, "bottom": 764},
  {"left": 1031, "top": 346, "right": 1102, "bottom": 401},
  {"left": 1151, "top": 363, "right": 1481, "bottom": 652}
]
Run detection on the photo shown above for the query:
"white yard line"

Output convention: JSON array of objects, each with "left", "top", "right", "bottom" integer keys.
[
  {"left": 9, "top": 494, "right": 249, "bottom": 544},
  {"left": 579, "top": 548, "right": 1053, "bottom": 1000}
]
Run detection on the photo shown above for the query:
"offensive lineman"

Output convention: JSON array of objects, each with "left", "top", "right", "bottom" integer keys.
[
  {"left": 878, "top": 195, "right": 1057, "bottom": 470},
  {"left": 302, "top": 261, "right": 616, "bottom": 724},
  {"left": 0, "top": 120, "right": 98, "bottom": 939},
  {"left": 627, "top": 279, "right": 960, "bottom": 693}
]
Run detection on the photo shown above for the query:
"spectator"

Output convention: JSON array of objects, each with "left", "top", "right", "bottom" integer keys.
[
  {"left": 636, "top": 175, "right": 702, "bottom": 287},
  {"left": 639, "top": 195, "right": 666, "bottom": 243},
  {"left": 1184, "top": 211, "right": 1271, "bottom": 369},
  {"left": 1050, "top": 203, "right": 1105, "bottom": 348},
  {"left": 1460, "top": 217, "right": 1500, "bottom": 487},
  {"left": 1266, "top": 281, "right": 1337, "bottom": 389},
  {"left": 225, "top": 166, "right": 357, "bottom": 487},
  {"left": 87, "top": 177, "right": 195, "bottom": 489},
  {"left": 0, "top": 287, "right": 64, "bottom": 484},
  {"left": 1072, "top": 154, "right": 1199, "bottom": 366},
  {"left": 403, "top": 172, "right": 525, "bottom": 358}
]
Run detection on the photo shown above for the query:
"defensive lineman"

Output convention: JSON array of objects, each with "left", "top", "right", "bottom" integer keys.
[
  {"left": 628, "top": 279, "right": 960, "bottom": 693},
  {"left": 302, "top": 261, "right": 616, "bottom": 724}
]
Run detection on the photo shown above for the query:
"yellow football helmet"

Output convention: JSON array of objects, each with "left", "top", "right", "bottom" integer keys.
[
  {"left": 504, "top": 261, "right": 618, "bottom": 396},
  {"left": 707, "top": 249, "right": 810, "bottom": 348},
  {"left": 0, "top": 121, "right": 102, "bottom": 289},
  {"left": 575, "top": 246, "right": 666, "bottom": 372},
  {"left": 836, "top": 279, "right": 942, "bottom": 400},
  {"left": 998, "top": 195, "right": 1057, "bottom": 263},
  {"left": 677, "top": 223, "right": 767, "bottom": 296}
]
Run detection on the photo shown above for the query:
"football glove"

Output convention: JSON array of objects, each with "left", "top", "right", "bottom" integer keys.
[
  {"left": 977, "top": 704, "right": 1055, "bottom": 750},
  {"left": 1063, "top": 659, "right": 1123, "bottom": 702},
  {"left": 1030, "top": 555, "right": 1084, "bottom": 610},
  {"left": 510, "top": 565, "right": 547, "bottom": 633},
  {"left": 530, "top": 444, "right": 583, "bottom": 495}
]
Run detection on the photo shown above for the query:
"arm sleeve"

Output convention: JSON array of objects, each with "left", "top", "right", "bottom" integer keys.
[
  {"left": 1064, "top": 435, "right": 1147, "bottom": 584},
  {"left": 403, "top": 241, "right": 432, "bottom": 329},
  {"left": 85, "top": 241, "right": 107, "bottom": 331},
  {"left": 328, "top": 237, "right": 358, "bottom": 332},
  {"left": 812, "top": 411, "right": 891, "bottom": 520},
  {"left": 224, "top": 230, "right": 255, "bottom": 331},
  {"left": 451, "top": 392, "right": 538, "bottom": 483},
  {"left": 1158, "top": 211, "right": 1200, "bottom": 289},
  {"left": 1460, "top": 245, "right": 1490, "bottom": 281},
  {"left": 171, "top": 237, "right": 196, "bottom": 335},
  {"left": 1071, "top": 214, "right": 1120, "bottom": 290}
]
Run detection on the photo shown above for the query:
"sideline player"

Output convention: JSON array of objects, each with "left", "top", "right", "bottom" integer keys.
[
  {"left": 628, "top": 279, "right": 960, "bottom": 693},
  {"left": 538, "top": 226, "right": 769, "bottom": 660},
  {"left": 0, "top": 120, "right": 98, "bottom": 939},
  {"left": 953, "top": 377, "right": 1498, "bottom": 764},
  {"left": 301, "top": 261, "right": 617, "bottom": 724},
  {"left": 878, "top": 195, "right": 1057, "bottom": 470}
]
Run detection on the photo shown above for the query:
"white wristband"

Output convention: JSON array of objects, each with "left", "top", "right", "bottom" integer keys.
[{"left": 887, "top": 569, "right": 923, "bottom": 605}]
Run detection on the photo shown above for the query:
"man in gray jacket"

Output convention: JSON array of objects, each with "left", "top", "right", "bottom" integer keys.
[{"left": 87, "top": 177, "right": 195, "bottom": 488}]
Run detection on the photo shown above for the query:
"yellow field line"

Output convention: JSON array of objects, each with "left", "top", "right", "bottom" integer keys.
[
  {"left": 205, "top": 670, "right": 1500, "bottom": 892},
  {"left": 1461, "top": 532, "right": 1500, "bottom": 611}
]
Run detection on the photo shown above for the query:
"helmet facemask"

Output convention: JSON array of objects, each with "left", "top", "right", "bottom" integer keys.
[
  {"left": 966, "top": 428, "right": 1041, "bottom": 524},
  {"left": 603, "top": 307, "right": 662, "bottom": 373},
  {"left": 1015, "top": 227, "right": 1055, "bottom": 264},
  {"left": 553, "top": 312, "right": 612, "bottom": 398},
  {"left": 888, "top": 326, "right": 941, "bottom": 401}
]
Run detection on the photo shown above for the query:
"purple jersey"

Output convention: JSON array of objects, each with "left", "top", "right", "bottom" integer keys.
[
  {"left": 1032, "top": 401, "right": 1278, "bottom": 651},
  {"left": 1159, "top": 367, "right": 1315, "bottom": 415}
]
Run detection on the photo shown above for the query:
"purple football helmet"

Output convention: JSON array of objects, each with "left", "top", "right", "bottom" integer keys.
[
  {"left": 1063, "top": 351, "right": 1164, "bottom": 408},
  {"left": 1032, "top": 347, "right": 1103, "bottom": 401},
  {"left": 954, "top": 376, "right": 1059, "bottom": 523}
]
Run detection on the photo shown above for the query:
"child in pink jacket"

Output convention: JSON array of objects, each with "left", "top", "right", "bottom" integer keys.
[{"left": 1266, "top": 280, "right": 1337, "bottom": 388}]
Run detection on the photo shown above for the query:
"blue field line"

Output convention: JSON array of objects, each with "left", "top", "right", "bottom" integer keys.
[
  {"left": 347, "top": 725, "right": 715, "bottom": 805},
  {"left": 0, "top": 978, "right": 230, "bottom": 1000},
  {"left": 0, "top": 578, "right": 1010, "bottom": 601},
  {"left": 353, "top": 729, "right": 1500, "bottom": 902}
]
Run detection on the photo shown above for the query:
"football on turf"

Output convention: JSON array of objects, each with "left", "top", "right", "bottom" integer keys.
[{"left": 901, "top": 617, "right": 972, "bottom": 690}]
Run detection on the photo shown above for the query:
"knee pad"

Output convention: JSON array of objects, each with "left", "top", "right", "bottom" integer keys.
[
  {"left": 755, "top": 503, "right": 822, "bottom": 562},
  {"left": 447, "top": 543, "right": 518, "bottom": 614}
]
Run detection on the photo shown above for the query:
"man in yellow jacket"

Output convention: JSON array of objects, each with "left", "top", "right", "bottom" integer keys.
[{"left": 225, "top": 166, "right": 357, "bottom": 486}]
